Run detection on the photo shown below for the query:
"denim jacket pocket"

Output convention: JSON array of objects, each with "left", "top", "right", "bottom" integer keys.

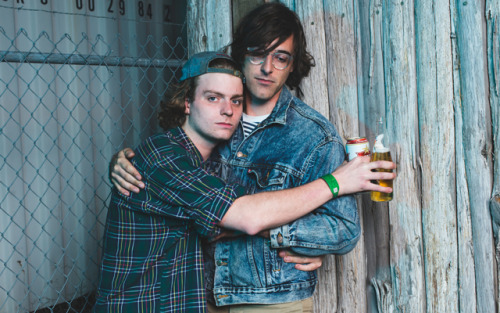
[{"left": 248, "top": 168, "right": 287, "bottom": 191}]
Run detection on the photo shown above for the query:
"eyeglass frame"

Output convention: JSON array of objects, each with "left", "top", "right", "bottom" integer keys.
[{"left": 245, "top": 49, "right": 294, "bottom": 70}]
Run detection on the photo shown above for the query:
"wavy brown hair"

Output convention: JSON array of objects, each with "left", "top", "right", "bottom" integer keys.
[
  {"left": 231, "top": 2, "right": 315, "bottom": 98},
  {"left": 158, "top": 57, "right": 242, "bottom": 131}
]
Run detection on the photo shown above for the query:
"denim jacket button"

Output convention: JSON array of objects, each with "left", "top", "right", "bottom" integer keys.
[
  {"left": 237, "top": 151, "right": 244, "bottom": 158},
  {"left": 216, "top": 260, "right": 222, "bottom": 266},
  {"left": 277, "top": 233, "right": 283, "bottom": 244}
]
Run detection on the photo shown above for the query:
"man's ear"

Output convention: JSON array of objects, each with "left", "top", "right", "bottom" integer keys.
[{"left": 184, "top": 98, "right": 190, "bottom": 114}]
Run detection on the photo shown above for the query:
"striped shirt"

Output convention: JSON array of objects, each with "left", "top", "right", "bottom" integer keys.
[
  {"left": 94, "top": 127, "right": 245, "bottom": 313},
  {"left": 242, "top": 113, "right": 268, "bottom": 137}
]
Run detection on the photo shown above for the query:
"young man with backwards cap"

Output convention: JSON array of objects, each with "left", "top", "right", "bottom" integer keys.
[{"left": 94, "top": 51, "right": 395, "bottom": 313}]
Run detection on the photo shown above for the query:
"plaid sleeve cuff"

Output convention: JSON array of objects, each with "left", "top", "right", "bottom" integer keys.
[{"left": 199, "top": 184, "right": 247, "bottom": 237}]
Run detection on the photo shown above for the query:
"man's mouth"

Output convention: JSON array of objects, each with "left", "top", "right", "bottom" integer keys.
[
  {"left": 216, "top": 122, "right": 233, "bottom": 128},
  {"left": 255, "top": 77, "right": 274, "bottom": 85}
]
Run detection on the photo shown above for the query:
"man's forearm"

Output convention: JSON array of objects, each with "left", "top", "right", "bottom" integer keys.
[
  {"left": 219, "top": 178, "right": 333, "bottom": 235},
  {"left": 219, "top": 156, "right": 396, "bottom": 236}
]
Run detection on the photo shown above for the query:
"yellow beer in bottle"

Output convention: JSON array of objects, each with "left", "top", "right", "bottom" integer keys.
[{"left": 371, "top": 134, "right": 393, "bottom": 202}]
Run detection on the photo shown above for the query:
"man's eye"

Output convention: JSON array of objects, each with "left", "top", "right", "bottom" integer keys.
[
  {"left": 274, "top": 54, "right": 289, "bottom": 63},
  {"left": 208, "top": 96, "right": 218, "bottom": 101}
]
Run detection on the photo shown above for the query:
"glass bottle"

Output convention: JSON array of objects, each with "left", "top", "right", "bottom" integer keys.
[{"left": 370, "top": 118, "right": 393, "bottom": 202}]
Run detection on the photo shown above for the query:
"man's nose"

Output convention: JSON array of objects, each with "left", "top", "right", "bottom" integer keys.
[
  {"left": 221, "top": 100, "right": 233, "bottom": 116},
  {"left": 260, "top": 55, "right": 273, "bottom": 74}
]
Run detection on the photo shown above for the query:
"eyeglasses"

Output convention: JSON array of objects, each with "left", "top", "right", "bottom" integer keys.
[{"left": 247, "top": 51, "right": 293, "bottom": 70}]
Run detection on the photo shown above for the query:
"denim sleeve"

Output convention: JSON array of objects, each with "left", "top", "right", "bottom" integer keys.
[{"left": 268, "top": 139, "right": 361, "bottom": 256}]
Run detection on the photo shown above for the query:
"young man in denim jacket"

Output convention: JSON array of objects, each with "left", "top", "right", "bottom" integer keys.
[
  {"left": 96, "top": 51, "right": 393, "bottom": 312},
  {"left": 110, "top": 3, "right": 396, "bottom": 312}
]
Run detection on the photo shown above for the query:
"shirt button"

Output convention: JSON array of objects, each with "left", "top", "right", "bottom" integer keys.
[{"left": 237, "top": 151, "right": 244, "bottom": 158}]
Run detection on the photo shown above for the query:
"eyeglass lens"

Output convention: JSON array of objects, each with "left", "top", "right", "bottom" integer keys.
[{"left": 248, "top": 52, "right": 292, "bottom": 70}]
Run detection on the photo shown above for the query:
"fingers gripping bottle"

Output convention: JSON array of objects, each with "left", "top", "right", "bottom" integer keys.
[{"left": 370, "top": 134, "right": 393, "bottom": 202}]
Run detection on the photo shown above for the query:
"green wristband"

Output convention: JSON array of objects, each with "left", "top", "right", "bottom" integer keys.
[{"left": 321, "top": 174, "right": 339, "bottom": 198}]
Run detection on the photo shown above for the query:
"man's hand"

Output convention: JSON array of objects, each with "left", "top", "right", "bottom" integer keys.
[
  {"left": 279, "top": 250, "right": 325, "bottom": 272},
  {"left": 333, "top": 155, "right": 396, "bottom": 196},
  {"left": 109, "top": 148, "right": 144, "bottom": 196}
]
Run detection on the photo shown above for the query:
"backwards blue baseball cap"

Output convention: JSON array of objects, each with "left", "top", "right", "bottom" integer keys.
[{"left": 180, "top": 51, "right": 244, "bottom": 81}]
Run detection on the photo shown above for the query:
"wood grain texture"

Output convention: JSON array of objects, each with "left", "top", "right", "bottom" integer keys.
[
  {"left": 381, "top": 0, "right": 425, "bottom": 312},
  {"left": 313, "top": 254, "right": 338, "bottom": 313},
  {"left": 486, "top": 0, "right": 500, "bottom": 310},
  {"left": 186, "top": 0, "right": 232, "bottom": 55},
  {"left": 323, "top": 0, "right": 359, "bottom": 141},
  {"left": 186, "top": 0, "right": 207, "bottom": 54},
  {"left": 335, "top": 197, "right": 367, "bottom": 313},
  {"left": 456, "top": 1, "right": 495, "bottom": 312},
  {"left": 293, "top": 0, "right": 329, "bottom": 118},
  {"left": 449, "top": 2, "right": 478, "bottom": 312},
  {"left": 206, "top": 0, "right": 232, "bottom": 51},
  {"left": 415, "top": 1, "right": 458, "bottom": 312}
]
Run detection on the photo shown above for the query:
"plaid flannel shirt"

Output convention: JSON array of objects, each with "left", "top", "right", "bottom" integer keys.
[{"left": 94, "top": 127, "right": 245, "bottom": 313}]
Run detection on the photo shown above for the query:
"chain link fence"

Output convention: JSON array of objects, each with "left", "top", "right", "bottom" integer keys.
[{"left": 0, "top": 6, "right": 187, "bottom": 312}]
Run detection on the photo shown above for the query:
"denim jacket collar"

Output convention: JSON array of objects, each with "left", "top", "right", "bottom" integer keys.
[{"left": 258, "top": 86, "right": 293, "bottom": 127}]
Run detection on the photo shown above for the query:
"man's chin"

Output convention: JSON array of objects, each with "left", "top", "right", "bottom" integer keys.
[
  {"left": 214, "top": 131, "right": 235, "bottom": 142},
  {"left": 248, "top": 88, "right": 280, "bottom": 104}
]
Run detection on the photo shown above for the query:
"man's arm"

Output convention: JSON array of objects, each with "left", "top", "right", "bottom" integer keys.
[
  {"left": 268, "top": 140, "right": 370, "bottom": 256},
  {"left": 221, "top": 175, "right": 332, "bottom": 235},
  {"left": 110, "top": 147, "right": 394, "bottom": 237},
  {"left": 222, "top": 153, "right": 394, "bottom": 235},
  {"left": 118, "top": 145, "right": 338, "bottom": 237}
]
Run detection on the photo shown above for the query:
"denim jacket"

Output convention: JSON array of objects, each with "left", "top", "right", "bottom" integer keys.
[{"left": 204, "top": 87, "right": 360, "bottom": 306}]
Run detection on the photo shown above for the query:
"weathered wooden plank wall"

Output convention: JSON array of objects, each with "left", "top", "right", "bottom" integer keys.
[
  {"left": 415, "top": 1, "right": 457, "bottom": 312},
  {"left": 380, "top": 1, "right": 425, "bottom": 312},
  {"left": 450, "top": 1, "right": 477, "bottom": 312},
  {"left": 455, "top": 1, "right": 495, "bottom": 313},
  {"left": 188, "top": 0, "right": 499, "bottom": 312},
  {"left": 186, "top": 0, "right": 232, "bottom": 54},
  {"left": 488, "top": 0, "right": 500, "bottom": 311}
]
